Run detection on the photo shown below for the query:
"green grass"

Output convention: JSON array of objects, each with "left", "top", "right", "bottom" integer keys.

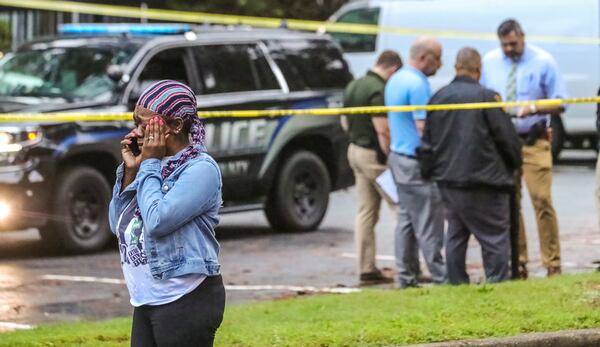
[
  {"left": 3, "top": 273, "right": 600, "bottom": 346},
  {"left": 0, "top": 318, "right": 131, "bottom": 347}
]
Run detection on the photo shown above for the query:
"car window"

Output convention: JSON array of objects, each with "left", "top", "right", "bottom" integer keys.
[
  {"left": 266, "top": 43, "right": 306, "bottom": 91},
  {"left": 136, "top": 47, "right": 191, "bottom": 93},
  {"left": 273, "top": 39, "right": 353, "bottom": 90},
  {"left": 0, "top": 47, "right": 132, "bottom": 101},
  {"left": 192, "top": 44, "right": 279, "bottom": 94},
  {"left": 330, "top": 7, "right": 380, "bottom": 53}
]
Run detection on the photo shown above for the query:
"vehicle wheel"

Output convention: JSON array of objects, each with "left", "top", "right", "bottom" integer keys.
[
  {"left": 265, "top": 151, "right": 331, "bottom": 231},
  {"left": 39, "top": 166, "right": 112, "bottom": 253},
  {"left": 550, "top": 114, "right": 564, "bottom": 161}
]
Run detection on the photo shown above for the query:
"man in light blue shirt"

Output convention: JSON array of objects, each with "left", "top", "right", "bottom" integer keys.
[
  {"left": 386, "top": 64, "right": 431, "bottom": 157},
  {"left": 481, "top": 19, "right": 566, "bottom": 279},
  {"left": 384, "top": 37, "right": 447, "bottom": 288}
]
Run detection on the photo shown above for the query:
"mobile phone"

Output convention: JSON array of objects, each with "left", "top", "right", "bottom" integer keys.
[{"left": 128, "top": 137, "right": 141, "bottom": 156}]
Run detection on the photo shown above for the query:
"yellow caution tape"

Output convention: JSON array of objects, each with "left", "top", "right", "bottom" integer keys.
[
  {"left": 0, "top": 0, "right": 598, "bottom": 45},
  {"left": 0, "top": 97, "right": 597, "bottom": 122},
  {"left": 197, "top": 97, "right": 600, "bottom": 118}
]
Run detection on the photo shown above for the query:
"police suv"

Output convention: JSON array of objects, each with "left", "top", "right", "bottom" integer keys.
[{"left": 0, "top": 24, "right": 354, "bottom": 252}]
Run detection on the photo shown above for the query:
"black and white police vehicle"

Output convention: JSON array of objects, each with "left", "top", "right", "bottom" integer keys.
[{"left": 0, "top": 24, "right": 354, "bottom": 252}]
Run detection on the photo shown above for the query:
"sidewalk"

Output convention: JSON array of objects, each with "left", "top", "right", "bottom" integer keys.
[{"left": 409, "top": 328, "right": 600, "bottom": 347}]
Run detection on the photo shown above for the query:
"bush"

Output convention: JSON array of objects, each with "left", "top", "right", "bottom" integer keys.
[
  {"left": 0, "top": 20, "right": 10, "bottom": 53},
  {"left": 166, "top": 0, "right": 348, "bottom": 21}
]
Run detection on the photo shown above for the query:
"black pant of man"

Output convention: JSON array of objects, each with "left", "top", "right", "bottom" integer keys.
[{"left": 439, "top": 186, "right": 511, "bottom": 284}]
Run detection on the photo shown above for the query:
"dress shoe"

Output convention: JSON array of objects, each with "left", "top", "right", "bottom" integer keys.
[
  {"left": 547, "top": 266, "right": 562, "bottom": 277},
  {"left": 518, "top": 263, "right": 528, "bottom": 280},
  {"left": 360, "top": 268, "right": 394, "bottom": 286}
]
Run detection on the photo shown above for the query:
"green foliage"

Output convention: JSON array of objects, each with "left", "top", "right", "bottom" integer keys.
[
  {"left": 0, "top": 20, "right": 10, "bottom": 52},
  {"left": 165, "top": 0, "right": 348, "bottom": 21},
  {"left": 2, "top": 273, "right": 600, "bottom": 346}
]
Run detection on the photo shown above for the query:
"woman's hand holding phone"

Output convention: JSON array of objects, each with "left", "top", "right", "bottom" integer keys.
[
  {"left": 120, "top": 131, "right": 143, "bottom": 191},
  {"left": 121, "top": 132, "right": 143, "bottom": 170},
  {"left": 121, "top": 116, "right": 167, "bottom": 170}
]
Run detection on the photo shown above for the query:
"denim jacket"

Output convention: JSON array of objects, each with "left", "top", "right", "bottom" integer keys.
[{"left": 108, "top": 146, "right": 222, "bottom": 280}]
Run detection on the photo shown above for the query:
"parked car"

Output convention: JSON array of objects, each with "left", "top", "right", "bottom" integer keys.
[
  {"left": 329, "top": 0, "right": 600, "bottom": 158},
  {"left": 0, "top": 24, "right": 354, "bottom": 252}
]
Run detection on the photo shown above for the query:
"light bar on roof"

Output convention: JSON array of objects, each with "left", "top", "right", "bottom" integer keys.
[{"left": 58, "top": 23, "right": 192, "bottom": 35}]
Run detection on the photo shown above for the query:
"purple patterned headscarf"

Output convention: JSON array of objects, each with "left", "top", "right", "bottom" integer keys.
[
  {"left": 133, "top": 80, "right": 204, "bottom": 218},
  {"left": 136, "top": 80, "right": 205, "bottom": 180}
]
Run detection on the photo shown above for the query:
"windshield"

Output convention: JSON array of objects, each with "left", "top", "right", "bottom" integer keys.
[{"left": 0, "top": 46, "right": 133, "bottom": 101}]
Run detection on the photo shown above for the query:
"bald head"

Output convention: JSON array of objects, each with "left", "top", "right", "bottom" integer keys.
[
  {"left": 454, "top": 47, "right": 481, "bottom": 80},
  {"left": 410, "top": 36, "right": 441, "bottom": 59},
  {"left": 409, "top": 36, "right": 443, "bottom": 76}
]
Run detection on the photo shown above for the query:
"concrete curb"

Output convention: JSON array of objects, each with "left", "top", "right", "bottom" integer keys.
[{"left": 406, "top": 328, "right": 600, "bottom": 347}]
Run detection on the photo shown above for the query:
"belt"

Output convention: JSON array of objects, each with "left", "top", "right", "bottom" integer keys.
[
  {"left": 393, "top": 151, "right": 417, "bottom": 159},
  {"left": 350, "top": 142, "right": 378, "bottom": 151},
  {"left": 519, "top": 132, "right": 549, "bottom": 142}
]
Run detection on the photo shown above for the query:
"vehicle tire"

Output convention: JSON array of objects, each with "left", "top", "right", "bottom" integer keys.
[
  {"left": 550, "top": 114, "right": 565, "bottom": 161},
  {"left": 265, "top": 151, "right": 331, "bottom": 231},
  {"left": 39, "top": 166, "right": 112, "bottom": 253}
]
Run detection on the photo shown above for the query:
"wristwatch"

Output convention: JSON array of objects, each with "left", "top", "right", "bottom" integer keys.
[{"left": 529, "top": 104, "right": 537, "bottom": 115}]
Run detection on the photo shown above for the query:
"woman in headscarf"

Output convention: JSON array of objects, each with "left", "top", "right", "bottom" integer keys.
[{"left": 108, "top": 80, "right": 224, "bottom": 347}]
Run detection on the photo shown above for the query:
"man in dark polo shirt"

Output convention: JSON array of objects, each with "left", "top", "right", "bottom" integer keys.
[
  {"left": 423, "top": 47, "right": 522, "bottom": 284},
  {"left": 344, "top": 50, "right": 402, "bottom": 285}
]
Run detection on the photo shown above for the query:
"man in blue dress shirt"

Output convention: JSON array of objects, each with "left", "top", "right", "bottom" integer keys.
[
  {"left": 385, "top": 37, "right": 447, "bottom": 288},
  {"left": 481, "top": 19, "right": 567, "bottom": 278}
]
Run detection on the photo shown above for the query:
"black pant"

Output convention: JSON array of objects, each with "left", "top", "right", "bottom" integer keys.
[
  {"left": 439, "top": 187, "right": 511, "bottom": 285},
  {"left": 131, "top": 275, "right": 226, "bottom": 347}
]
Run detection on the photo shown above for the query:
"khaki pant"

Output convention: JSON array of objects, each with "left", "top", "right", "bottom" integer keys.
[
  {"left": 516, "top": 139, "right": 561, "bottom": 268},
  {"left": 347, "top": 143, "right": 392, "bottom": 274}
]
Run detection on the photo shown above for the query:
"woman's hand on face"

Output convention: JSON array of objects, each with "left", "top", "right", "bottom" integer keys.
[
  {"left": 141, "top": 116, "right": 167, "bottom": 161},
  {"left": 121, "top": 131, "right": 142, "bottom": 170}
]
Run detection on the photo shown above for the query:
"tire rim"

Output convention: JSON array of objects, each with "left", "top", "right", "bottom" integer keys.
[
  {"left": 291, "top": 169, "right": 322, "bottom": 221},
  {"left": 69, "top": 186, "right": 103, "bottom": 239}
]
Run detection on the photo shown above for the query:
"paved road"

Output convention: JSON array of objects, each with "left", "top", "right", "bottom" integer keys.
[{"left": 0, "top": 151, "right": 598, "bottom": 331}]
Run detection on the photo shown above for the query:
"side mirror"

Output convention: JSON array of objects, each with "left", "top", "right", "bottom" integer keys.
[{"left": 106, "top": 65, "right": 124, "bottom": 82}]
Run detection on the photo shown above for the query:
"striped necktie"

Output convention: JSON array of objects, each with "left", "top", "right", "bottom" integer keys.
[{"left": 506, "top": 61, "right": 517, "bottom": 102}]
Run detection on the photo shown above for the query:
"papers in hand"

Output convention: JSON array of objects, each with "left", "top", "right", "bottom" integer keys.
[{"left": 375, "top": 169, "right": 398, "bottom": 204}]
